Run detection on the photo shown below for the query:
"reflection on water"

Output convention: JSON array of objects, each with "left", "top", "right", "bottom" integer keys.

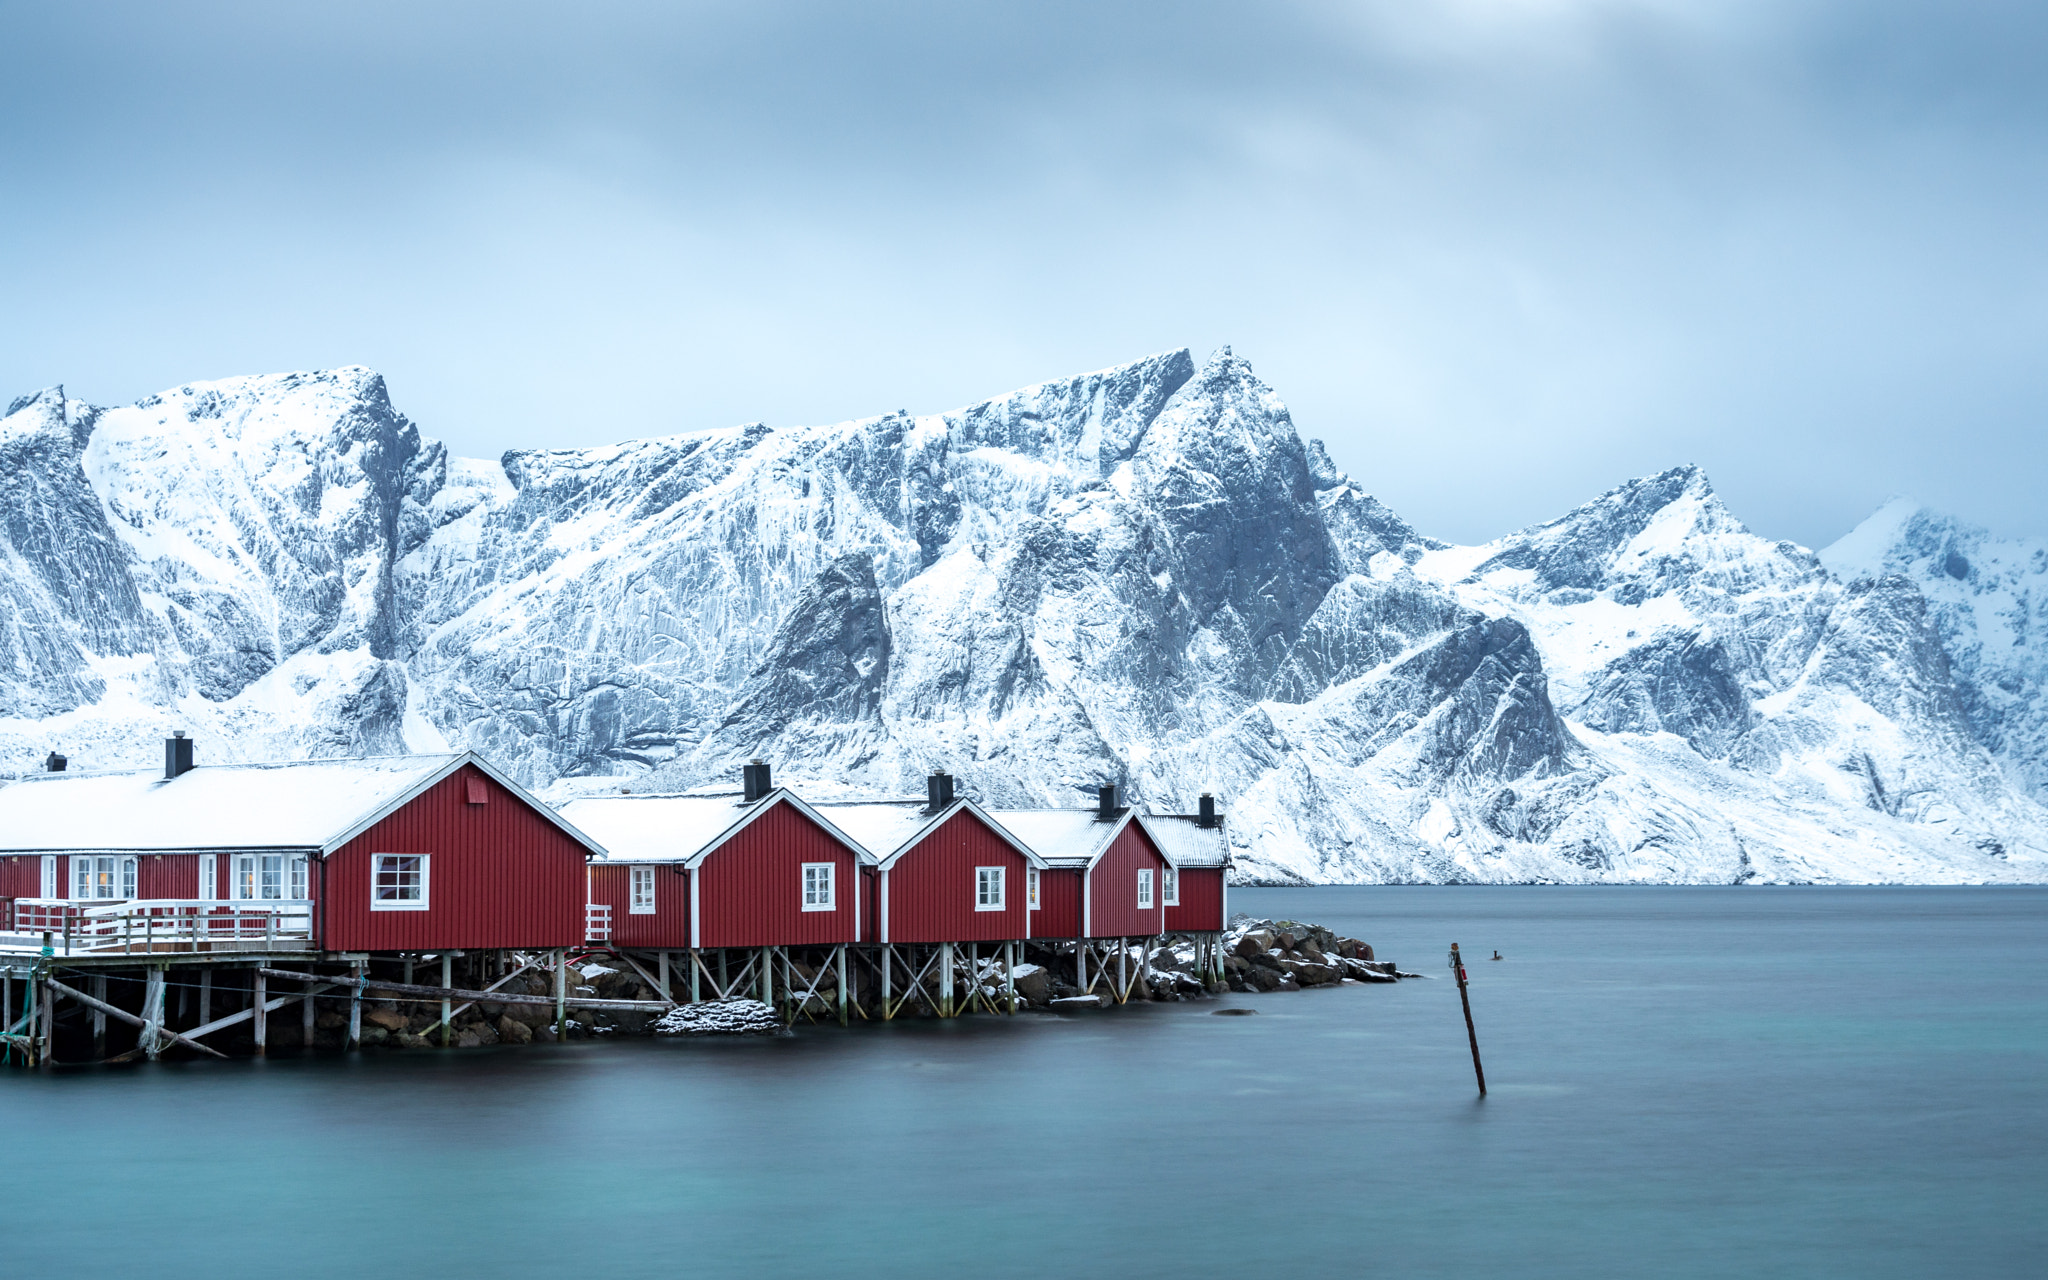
[{"left": 3, "top": 887, "right": 2043, "bottom": 1278}]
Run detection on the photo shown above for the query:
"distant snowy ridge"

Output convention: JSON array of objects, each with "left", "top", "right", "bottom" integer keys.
[{"left": 1, "top": 351, "right": 2043, "bottom": 884}]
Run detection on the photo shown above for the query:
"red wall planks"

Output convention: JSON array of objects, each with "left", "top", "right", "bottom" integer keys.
[
  {"left": 588, "top": 862, "right": 693, "bottom": 949},
  {"left": 322, "top": 763, "right": 587, "bottom": 952},
  {"left": 1085, "top": 821, "right": 1168, "bottom": 938},
  {"left": 881, "top": 809, "right": 1032, "bottom": 944},
  {"left": 1034, "top": 867, "right": 1082, "bottom": 939},
  {"left": 1166, "top": 866, "right": 1226, "bottom": 933},
  {"left": 695, "top": 801, "right": 863, "bottom": 949}
]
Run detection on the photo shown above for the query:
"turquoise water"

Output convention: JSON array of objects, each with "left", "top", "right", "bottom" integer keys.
[{"left": 3, "top": 887, "right": 2043, "bottom": 1277}]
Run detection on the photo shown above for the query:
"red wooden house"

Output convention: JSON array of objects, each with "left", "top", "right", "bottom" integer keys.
[
  {"left": 0, "top": 739, "right": 599, "bottom": 953},
  {"left": 989, "top": 786, "right": 1176, "bottom": 941},
  {"left": 1148, "top": 794, "right": 1231, "bottom": 935},
  {"left": 813, "top": 774, "right": 1047, "bottom": 946},
  {"left": 558, "top": 764, "right": 872, "bottom": 951}
]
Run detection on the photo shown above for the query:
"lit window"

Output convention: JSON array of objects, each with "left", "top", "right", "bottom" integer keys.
[
  {"left": 1137, "top": 867, "right": 1154, "bottom": 910},
  {"left": 1027, "top": 868, "right": 1040, "bottom": 911},
  {"left": 801, "top": 862, "right": 835, "bottom": 911},
  {"left": 975, "top": 866, "right": 1005, "bottom": 911},
  {"left": 631, "top": 865, "right": 657, "bottom": 914},
  {"left": 75, "top": 856, "right": 127, "bottom": 900},
  {"left": 371, "top": 854, "right": 430, "bottom": 910},
  {"left": 1163, "top": 867, "right": 1178, "bottom": 907}
]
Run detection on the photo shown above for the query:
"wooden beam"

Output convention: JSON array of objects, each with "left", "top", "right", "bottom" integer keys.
[
  {"left": 256, "top": 967, "right": 669, "bottom": 1013},
  {"left": 44, "top": 978, "right": 228, "bottom": 1060},
  {"left": 613, "top": 951, "right": 678, "bottom": 1008}
]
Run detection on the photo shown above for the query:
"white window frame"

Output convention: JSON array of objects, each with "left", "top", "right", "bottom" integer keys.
[
  {"left": 975, "top": 866, "right": 1005, "bottom": 911},
  {"left": 197, "top": 853, "right": 218, "bottom": 902},
  {"left": 1136, "top": 867, "right": 1154, "bottom": 910},
  {"left": 289, "top": 855, "right": 309, "bottom": 901},
  {"left": 121, "top": 856, "right": 137, "bottom": 899},
  {"left": 801, "top": 862, "right": 835, "bottom": 912},
  {"left": 630, "top": 865, "right": 658, "bottom": 915},
  {"left": 39, "top": 855, "right": 56, "bottom": 899},
  {"left": 1163, "top": 866, "right": 1178, "bottom": 907},
  {"left": 1027, "top": 867, "right": 1040, "bottom": 911},
  {"left": 370, "top": 853, "right": 430, "bottom": 911},
  {"left": 73, "top": 855, "right": 134, "bottom": 900}
]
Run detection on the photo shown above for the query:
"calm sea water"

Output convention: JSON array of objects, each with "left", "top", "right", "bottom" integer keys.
[{"left": 3, "top": 887, "right": 2043, "bottom": 1278}]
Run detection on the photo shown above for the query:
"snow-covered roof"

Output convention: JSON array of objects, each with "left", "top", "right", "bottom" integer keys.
[
  {"left": 811, "top": 799, "right": 1049, "bottom": 869},
  {"left": 0, "top": 754, "right": 545, "bottom": 854},
  {"left": 557, "top": 793, "right": 763, "bottom": 863},
  {"left": 557, "top": 789, "right": 874, "bottom": 868},
  {"left": 984, "top": 808, "right": 1126, "bottom": 868},
  {"left": 1141, "top": 815, "right": 1230, "bottom": 867}
]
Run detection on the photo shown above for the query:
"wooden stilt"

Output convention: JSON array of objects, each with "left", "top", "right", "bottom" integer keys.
[
  {"left": 1077, "top": 942, "right": 1088, "bottom": 994},
  {"left": 554, "top": 949, "right": 568, "bottom": 1039},
  {"left": 881, "top": 947, "right": 893, "bottom": 1020},
  {"left": 253, "top": 969, "right": 267, "bottom": 1054},
  {"left": 89, "top": 974, "right": 107, "bottom": 1059},
  {"left": 1450, "top": 943, "right": 1486, "bottom": 1097},
  {"left": 1117, "top": 939, "right": 1128, "bottom": 1003},
  {"left": 759, "top": 948, "right": 772, "bottom": 1009},
  {"left": 142, "top": 968, "right": 164, "bottom": 1061},
  {"left": 836, "top": 945, "right": 849, "bottom": 1026},
  {"left": 1005, "top": 942, "right": 1017, "bottom": 1013},
  {"left": 347, "top": 962, "right": 363, "bottom": 1050},
  {"left": 689, "top": 949, "right": 701, "bottom": 1004},
  {"left": 40, "top": 975, "right": 55, "bottom": 1067},
  {"left": 199, "top": 968, "right": 212, "bottom": 1029},
  {"left": 302, "top": 976, "right": 316, "bottom": 1049},
  {"left": 659, "top": 951, "right": 670, "bottom": 1003},
  {"left": 440, "top": 954, "right": 453, "bottom": 1048}
]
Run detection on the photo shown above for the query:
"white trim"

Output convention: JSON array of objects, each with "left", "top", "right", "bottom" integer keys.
[
  {"left": 197, "top": 853, "right": 217, "bottom": 902},
  {"left": 879, "top": 867, "right": 891, "bottom": 944},
  {"left": 680, "top": 790, "right": 875, "bottom": 871},
  {"left": 688, "top": 865, "right": 701, "bottom": 948},
  {"left": 322, "top": 753, "right": 608, "bottom": 857},
  {"left": 866, "top": 800, "right": 1051, "bottom": 870},
  {"left": 1026, "top": 867, "right": 1040, "bottom": 911},
  {"left": 975, "top": 866, "right": 1005, "bottom": 911},
  {"left": 370, "top": 852, "right": 431, "bottom": 911},
  {"left": 1137, "top": 867, "right": 1154, "bottom": 910},
  {"left": 1162, "top": 865, "right": 1178, "bottom": 907},
  {"left": 801, "top": 862, "right": 835, "bottom": 911},
  {"left": 39, "top": 854, "right": 56, "bottom": 899},
  {"left": 629, "top": 865, "right": 657, "bottom": 914}
]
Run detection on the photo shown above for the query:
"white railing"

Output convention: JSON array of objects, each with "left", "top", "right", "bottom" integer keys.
[
  {"left": 585, "top": 902, "right": 613, "bottom": 943},
  {"left": 3, "top": 898, "right": 314, "bottom": 955}
]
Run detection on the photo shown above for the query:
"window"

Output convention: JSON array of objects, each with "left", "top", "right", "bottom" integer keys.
[
  {"left": 630, "top": 865, "right": 657, "bottom": 914},
  {"left": 290, "top": 855, "right": 308, "bottom": 901},
  {"left": 1027, "top": 868, "right": 1040, "bottom": 911},
  {"left": 1136, "top": 867, "right": 1154, "bottom": 910},
  {"left": 234, "top": 854, "right": 290, "bottom": 901},
  {"left": 233, "top": 855, "right": 255, "bottom": 900},
  {"left": 1163, "top": 867, "right": 1178, "bottom": 907},
  {"left": 975, "top": 866, "right": 1005, "bottom": 911},
  {"left": 371, "top": 854, "right": 429, "bottom": 910},
  {"left": 801, "top": 862, "right": 835, "bottom": 911},
  {"left": 40, "top": 855, "right": 56, "bottom": 899},
  {"left": 73, "top": 856, "right": 133, "bottom": 900},
  {"left": 259, "top": 854, "right": 283, "bottom": 900},
  {"left": 197, "top": 853, "right": 217, "bottom": 902}
]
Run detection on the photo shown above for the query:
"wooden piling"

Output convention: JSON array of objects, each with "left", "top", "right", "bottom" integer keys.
[
  {"left": 553, "top": 949, "right": 568, "bottom": 1039},
  {"left": 143, "top": 968, "right": 164, "bottom": 1061},
  {"left": 302, "top": 976, "right": 316, "bottom": 1049},
  {"left": 347, "top": 961, "right": 363, "bottom": 1050},
  {"left": 253, "top": 969, "right": 267, "bottom": 1054},
  {"left": 440, "top": 954, "right": 453, "bottom": 1048},
  {"left": 89, "top": 973, "right": 107, "bottom": 1059},
  {"left": 836, "top": 946, "right": 849, "bottom": 1027},
  {"left": 1450, "top": 943, "right": 1486, "bottom": 1097}
]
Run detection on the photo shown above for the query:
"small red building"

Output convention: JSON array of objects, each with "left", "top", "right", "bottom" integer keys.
[
  {"left": 0, "top": 741, "right": 599, "bottom": 953},
  {"left": 990, "top": 787, "right": 1176, "bottom": 940},
  {"left": 559, "top": 769, "right": 871, "bottom": 950},
  {"left": 815, "top": 778, "right": 1046, "bottom": 946},
  {"left": 1147, "top": 796, "right": 1231, "bottom": 934}
]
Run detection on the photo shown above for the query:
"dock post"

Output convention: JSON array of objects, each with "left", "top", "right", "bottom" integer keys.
[
  {"left": 690, "top": 950, "right": 701, "bottom": 1004},
  {"left": 659, "top": 951, "right": 670, "bottom": 1003},
  {"left": 553, "top": 950, "right": 567, "bottom": 1040},
  {"left": 403, "top": 954, "right": 414, "bottom": 986},
  {"left": 1450, "top": 943, "right": 1487, "bottom": 1097},
  {"left": 40, "top": 974, "right": 54, "bottom": 1067},
  {"left": 347, "top": 962, "right": 363, "bottom": 1050},
  {"left": 881, "top": 948, "right": 893, "bottom": 1020},
  {"left": 1005, "top": 942, "right": 1017, "bottom": 1013},
  {"left": 302, "top": 975, "right": 316, "bottom": 1049},
  {"left": 1117, "top": 940, "right": 1127, "bottom": 1003},
  {"left": 836, "top": 945, "right": 849, "bottom": 1027},
  {"left": 758, "top": 948, "right": 772, "bottom": 1009},
  {"left": 253, "top": 969, "right": 267, "bottom": 1055},
  {"left": 440, "top": 954, "right": 453, "bottom": 1049},
  {"left": 718, "top": 949, "right": 728, "bottom": 994},
  {"left": 940, "top": 943, "right": 954, "bottom": 1018},
  {"left": 1077, "top": 942, "right": 1087, "bottom": 994},
  {"left": 89, "top": 974, "right": 107, "bottom": 1059},
  {"left": 142, "top": 967, "right": 164, "bottom": 1061}
]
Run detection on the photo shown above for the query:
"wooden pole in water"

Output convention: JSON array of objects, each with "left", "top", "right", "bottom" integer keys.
[{"left": 1449, "top": 943, "right": 1486, "bottom": 1097}]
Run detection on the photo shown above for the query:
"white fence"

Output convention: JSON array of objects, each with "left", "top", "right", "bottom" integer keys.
[{"left": 2, "top": 898, "right": 314, "bottom": 955}]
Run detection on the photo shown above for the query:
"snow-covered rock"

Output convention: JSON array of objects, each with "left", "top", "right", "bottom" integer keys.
[{"left": 1, "top": 350, "right": 2043, "bottom": 884}]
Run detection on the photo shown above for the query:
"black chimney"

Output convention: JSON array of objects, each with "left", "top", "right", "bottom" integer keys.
[
  {"left": 741, "top": 760, "right": 772, "bottom": 803},
  {"left": 1198, "top": 793, "right": 1219, "bottom": 829},
  {"left": 164, "top": 731, "right": 194, "bottom": 780},
  {"left": 1096, "top": 783, "right": 1119, "bottom": 821},
  {"left": 43, "top": 751, "right": 67, "bottom": 773},
  {"left": 926, "top": 771, "right": 955, "bottom": 813}
]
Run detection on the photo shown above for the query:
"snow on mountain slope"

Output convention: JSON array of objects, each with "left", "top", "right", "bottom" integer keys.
[{"left": 0, "top": 351, "right": 2042, "bottom": 883}]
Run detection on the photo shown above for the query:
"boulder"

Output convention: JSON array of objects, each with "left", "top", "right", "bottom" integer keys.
[
  {"left": 651, "top": 1000, "right": 783, "bottom": 1037},
  {"left": 1013, "top": 967, "right": 1053, "bottom": 1005},
  {"left": 497, "top": 1015, "right": 532, "bottom": 1045},
  {"left": 362, "top": 1007, "right": 408, "bottom": 1032}
]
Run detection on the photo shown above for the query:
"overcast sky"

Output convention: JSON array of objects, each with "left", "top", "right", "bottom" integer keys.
[{"left": 3, "top": 1, "right": 2044, "bottom": 547}]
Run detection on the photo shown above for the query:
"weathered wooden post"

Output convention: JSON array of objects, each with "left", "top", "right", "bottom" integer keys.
[
  {"left": 689, "top": 949, "right": 701, "bottom": 1004},
  {"left": 1450, "top": 943, "right": 1486, "bottom": 1097},
  {"left": 253, "top": 968, "right": 267, "bottom": 1055},
  {"left": 553, "top": 949, "right": 568, "bottom": 1039},
  {"left": 1005, "top": 942, "right": 1017, "bottom": 1014},
  {"left": 89, "top": 973, "right": 107, "bottom": 1059},
  {"left": 199, "top": 968, "right": 213, "bottom": 1029},
  {"left": 836, "top": 945, "right": 849, "bottom": 1026},
  {"left": 440, "top": 954, "right": 453, "bottom": 1048},
  {"left": 658, "top": 951, "right": 670, "bottom": 1003},
  {"left": 302, "top": 976, "right": 316, "bottom": 1049},
  {"left": 939, "top": 942, "right": 953, "bottom": 1018},
  {"left": 347, "top": 961, "right": 364, "bottom": 1050},
  {"left": 1076, "top": 942, "right": 1088, "bottom": 995},
  {"left": 880, "top": 948, "right": 893, "bottom": 1019},
  {"left": 142, "top": 967, "right": 164, "bottom": 1061}
]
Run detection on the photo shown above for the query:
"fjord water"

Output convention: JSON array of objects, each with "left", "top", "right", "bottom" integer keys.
[{"left": 4, "top": 888, "right": 2043, "bottom": 1278}]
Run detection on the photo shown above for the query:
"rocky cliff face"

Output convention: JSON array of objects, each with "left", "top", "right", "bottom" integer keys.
[{"left": 2, "top": 350, "right": 2043, "bottom": 883}]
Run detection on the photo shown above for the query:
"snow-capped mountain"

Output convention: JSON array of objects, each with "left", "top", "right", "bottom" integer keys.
[{"left": 2, "top": 349, "right": 2042, "bottom": 883}]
